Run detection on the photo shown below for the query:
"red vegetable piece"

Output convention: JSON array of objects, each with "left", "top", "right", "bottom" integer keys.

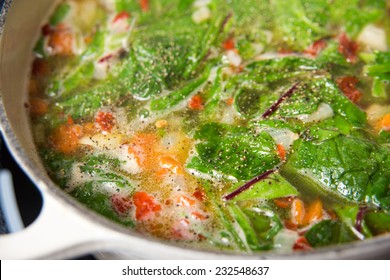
[
  {"left": 304, "top": 39, "right": 327, "bottom": 57},
  {"left": 188, "top": 95, "right": 204, "bottom": 110},
  {"left": 111, "top": 194, "right": 132, "bottom": 215},
  {"left": 336, "top": 76, "right": 362, "bottom": 103},
  {"left": 338, "top": 33, "right": 359, "bottom": 63},
  {"left": 222, "top": 38, "right": 235, "bottom": 51},
  {"left": 133, "top": 191, "right": 161, "bottom": 221},
  {"left": 113, "top": 11, "right": 130, "bottom": 23},
  {"left": 95, "top": 111, "right": 116, "bottom": 132},
  {"left": 139, "top": 0, "right": 149, "bottom": 11},
  {"left": 293, "top": 236, "right": 312, "bottom": 251}
]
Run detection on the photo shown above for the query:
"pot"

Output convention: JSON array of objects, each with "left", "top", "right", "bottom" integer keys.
[{"left": 0, "top": 0, "right": 389, "bottom": 259}]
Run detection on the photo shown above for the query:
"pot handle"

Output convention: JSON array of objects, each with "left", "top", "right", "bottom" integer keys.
[{"left": 0, "top": 171, "right": 126, "bottom": 259}]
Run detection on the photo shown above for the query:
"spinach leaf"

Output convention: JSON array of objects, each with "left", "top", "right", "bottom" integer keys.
[
  {"left": 71, "top": 182, "right": 135, "bottom": 228},
  {"left": 282, "top": 135, "right": 390, "bottom": 208},
  {"left": 228, "top": 174, "right": 298, "bottom": 202},
  {"left": 305, "top": 220, "right": 357, "bottom": 247},
  {"left": 188, "top": 123, "right": 280, "bottom": 181},
  {"left": 364, "top": 51, "right": 390, "bottom": 98}
]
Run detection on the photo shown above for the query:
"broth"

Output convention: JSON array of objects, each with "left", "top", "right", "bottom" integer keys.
[{"left": 29, "top": 0, "right": 390, "bottom": 253}]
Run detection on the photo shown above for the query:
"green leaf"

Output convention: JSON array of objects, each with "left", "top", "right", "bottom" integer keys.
[
  {"left": 49, "top": 3, "right": 71, "bottom": 26},
  {"left": 228, "top": 174, "right": 298, "bottom": 202},
  {"left": 305, "top": 220, "right": 357, "bottom": 247},
  {"left": 189, "top": 123, "right": 280, "bottom": 181}
]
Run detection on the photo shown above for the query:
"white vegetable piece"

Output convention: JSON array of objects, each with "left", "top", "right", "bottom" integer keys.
[
  {"left": 297, "top": 103, "right": 334, "bottom": 123},
  {"left": 192, "top": 6, "right": 211, "bottom": 24},
  {"left": 357, "top": 24, "right": 388, "bottom": 51}
]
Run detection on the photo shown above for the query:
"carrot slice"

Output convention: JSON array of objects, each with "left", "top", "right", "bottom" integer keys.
[
  {"left": 133, "top": 191, "right": 161, "bottom": 221},
  {"left": 376, "top": 113, "right": 390, "bottom": 131},
  {"left": 176, "top": 195, "right": 196, "bottom": 207},
  {"left": 291, "top": 198, "right": 306, "bottom": 226},
  {"left": 50, "top": 123, "right": 84, "bottom": 154},
  {"left": 276, "top": 144, "right": 286, "bottom": 161},
  {"left": 304, "top": 199, "right": 323, "bottom": 225},
  {"left": 48, "top": 23, "right": 74, "bottom": 56},
  {"left": 193, "top": 188, "right": 207, "bottom": 202},
  {"left": 128, "top": 133, "right": 158, "bottom": 167},
  {"left": 274, "top": 196, "right": 293, "bottom": 209},
  {"left": 159, "top": 155, "right": 184, "bottom": 174},
  {"left": 191, "top": 211, "right": 208, "bottom": 220}
]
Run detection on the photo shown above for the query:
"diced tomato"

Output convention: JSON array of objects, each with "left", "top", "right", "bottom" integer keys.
[
  {"left": 29, "top": 98, "right": 49, "bottom": 117},
  {"left": 304, "top": 39, "right": 327, "bottom": 57},
  {"left": 188, "top": 95, "right": 204, "bottom": 110},
  {"left": 291, "top": 198, "right": 306, "bottom": 226},
  {"left": 193, "top": 188, "right": 207, "bottom": 202},
  {"left": 133, "top": 191, "right": 161, "bottom": 221},
  {"left": 222, "top": 37, "right": 235, "bottom": 51},
  {"left": 48, "top": 23, "right": 74, "bottom": 56},
  {"left": 293, "top": 236, "right": 312, "bottom": 251},
  {"left": 376, "top": 114, "right": 390, "bottom": 131},
  {"left": 50, "top": 122, "right": 84, "bottom": 154},
  {"left": 274, "top": 196, "right": 294, "bottom": 209},
  {"left": 113, "top": 11, "right": 130, "bottom": 23},
  {"left": 338, "top": 33, "right": 359, "bottom": 63},
  {"left": 336, "top": 76, "right": 362, "bottom": 103},
  {"left": 276, "top": 144, "right": 286, "bottom": 161},
  {"left": 176, "top": 195, "right": 196, "bottom": 207},
  {"left": 303, "top": 199, "right": 323, "bottom": 225},
  {"left": 95, "top": 111, "right": 116, "bottom": 132},
  {"left": 111, "top": 194, "right": 132, "bottom": 215},
  {"left": 139, "top": 0, "right": 149, "bottom": 11}
]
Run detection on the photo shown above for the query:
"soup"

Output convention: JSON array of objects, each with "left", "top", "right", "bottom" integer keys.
[{"left": 28, "top": 0, "right": 390, "bottom": 253}]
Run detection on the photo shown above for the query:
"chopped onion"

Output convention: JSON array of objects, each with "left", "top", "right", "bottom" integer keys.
[
  {"left": 192, "top": 6, "right": 211, "bottom": 24},
  {"left": 193, "top": 0, "right": 212, "bottom": 8},
  {"left": 264, "top": 128, "right": 299, "bottom": 150},
  {"left": 357, "top": 24, "right": 387, "bottom": 51},
  {"left": 297, "top": 103, "right": 334, "bottom": 123},
  {"left": 226, "top": 50, "right": 242, "bottom": 67}
]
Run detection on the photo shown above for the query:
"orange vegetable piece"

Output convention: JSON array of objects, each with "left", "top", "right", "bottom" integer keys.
[
  {"left": 128, "top": 133, "right": 158, "bottom": 167},
  {"left": 50, "top": 122, "right": 84, "bottom": 154},
  {"left": 191, "top": 211, "right": 208, "bottom": 220},
  {"left": 139, "top": 0, "right": 149, "bottom": 11},
  {"left": 336, "top": 76, "right": 362, "bottom": 104},
  {"left": 291, "top": 198, "right": 306, "bottom": 226},
  {"left": 95, "top": 111, "right": 116, "bottom": 132},
  {"left": 274, "top": 196, "right": 293, "bottom": 209},
  {"left": 226, "top": 97, "right": 234, "bottom": 106},
  {"left": 48, "top": 23, "right": 74, "bottom": 56},
  {"left": 29, "top": 98, "right": 49, "bottom": 117},
  {"left": 376, "top": 114, "right": 390, "bottom": 131},
  {"left": 32, "top": 58, "right": 50, "bottom": 77},
  {"left": 188, "top": 95, "right": 204, "bottom": 110},
  {"left": 304, "top": 199, "right": 323, "bottom": 225},
  {"left": 159, "top": 155, "right": 184, "bottom": 174},
  {"left": 223, "top": 38, "right": 235, "bottom": 51},
  {"left": 133, "top": 191, "right": 161, "bottom": 221},
  {"left": 176, "top": 195, "right": 196, "bottom": 207},
  {"left": 276, "top": 144, "right": 286, "bottom": 161}
]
